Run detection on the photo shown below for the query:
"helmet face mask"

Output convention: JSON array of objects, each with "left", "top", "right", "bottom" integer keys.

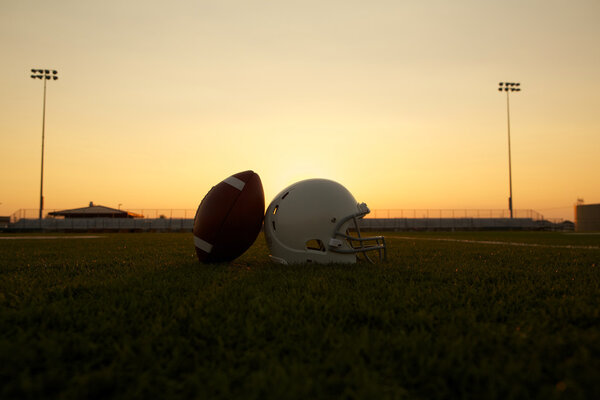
[
  {"left": 331, "top": 206, "right": 386, "bottom": 263},
  {"left": 264, "top": 179, "right": 386, "bottom": 265}
]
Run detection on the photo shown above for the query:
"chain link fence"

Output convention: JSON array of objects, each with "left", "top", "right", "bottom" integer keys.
[
  {"left": 10, "top": 209, "right": 196, "bottom": 223},
  {"left": 5, "top": 208, "right": 569, "bottom": 232},
  {"left": 10, "top": 208, "right": 547, "bottom": 223},
  {"left": 367, "top": 209, "right": 545, "bottom": 220}
]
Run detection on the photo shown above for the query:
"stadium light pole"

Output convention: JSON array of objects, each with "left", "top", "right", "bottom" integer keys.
[
  {"left": 498, "top": 82, "right": 521, "bottom": 219},
  {"left": 30, "top": 69, "right": 58, "bottom": 220}
]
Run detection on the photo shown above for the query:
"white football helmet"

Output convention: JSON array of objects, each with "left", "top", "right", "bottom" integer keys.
[{"left": 264, "top": 179, "right": 386, "bottom": 264}]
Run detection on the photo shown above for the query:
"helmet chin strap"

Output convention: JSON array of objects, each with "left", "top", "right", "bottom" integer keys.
[{"left": 329, "top": 203, "right": 387, "bottom": 263}]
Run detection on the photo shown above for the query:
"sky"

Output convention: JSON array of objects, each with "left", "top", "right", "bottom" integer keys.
[{"left": 1, "top": 0, "right": 599, "bottom": 221}]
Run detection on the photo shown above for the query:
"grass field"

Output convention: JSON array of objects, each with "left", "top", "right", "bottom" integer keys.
[{"left": 1, "top": 231, "right": 599, "bottom": 399}]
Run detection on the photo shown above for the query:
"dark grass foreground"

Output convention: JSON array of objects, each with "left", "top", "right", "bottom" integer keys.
[{"left": 0, "top": 232, "right": 599, "bottom": 399}]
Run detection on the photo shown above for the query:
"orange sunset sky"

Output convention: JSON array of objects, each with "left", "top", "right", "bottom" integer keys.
[{"left": 1, "top": 0, "right": 599, "bottom": 221}]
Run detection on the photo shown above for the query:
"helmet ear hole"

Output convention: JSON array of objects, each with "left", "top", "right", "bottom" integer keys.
[
  {"left": 271, "top": 205, "right": 279, "bottom": 231},
  {"left": 305, "top": 239, "right": 326, "bottom": 252}
]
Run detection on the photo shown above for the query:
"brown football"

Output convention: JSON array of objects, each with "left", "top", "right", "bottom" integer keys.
[{"left": 193, "top": 170, "right": 265, "bottom": 263}]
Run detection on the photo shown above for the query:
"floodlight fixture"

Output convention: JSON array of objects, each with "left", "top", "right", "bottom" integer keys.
[
  {"left": 29, "top": 68, "right": 59, "bottom": 220},
  {"left": 497, "top": 81, "right": 522, "bottom": 218}
]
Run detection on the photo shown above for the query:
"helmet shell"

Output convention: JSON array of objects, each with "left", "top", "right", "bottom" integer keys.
[{"left": 264, "top": 179, "right": 363, "bottom": 264}]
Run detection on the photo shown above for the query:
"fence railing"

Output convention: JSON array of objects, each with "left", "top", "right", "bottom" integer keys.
[
  {"left": 10, "top": 208, "right": 546, "bottom": 223},
  {"left": 10, "top": 209, "right": 196, "bottom": 223},
  {"left": 10, "top": 218, "right": 194, "bottom": 232},
  {"left": 366, "top": 209, "right": 545, "bottom": 221}
]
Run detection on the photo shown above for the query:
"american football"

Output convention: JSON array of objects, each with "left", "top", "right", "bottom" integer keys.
[{"left": 193, "top": 170, "right": 265, "bottom": 263}]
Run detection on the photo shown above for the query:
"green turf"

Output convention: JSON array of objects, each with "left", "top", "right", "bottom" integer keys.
[{"left": 0, "top": 232, "right": 599, "bottom": 399}]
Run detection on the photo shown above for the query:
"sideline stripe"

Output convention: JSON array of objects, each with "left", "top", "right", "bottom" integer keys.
[
  {"left": 0, "top": 236, "right": 103, "bottom": 240},
  {"left": 224, "top": 176, "right": 245, "bottom": 191},
  {"left": 388, "top": 236, "right": 600, "bottom": 250},
  {"left": 194, "top": 236, "right": 213, "bottom": 253}
]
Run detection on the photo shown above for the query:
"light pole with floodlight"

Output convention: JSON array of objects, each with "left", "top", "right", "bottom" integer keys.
[
  {"left": 498, "top": 81, "right": 521, "bottom": 219},
  {"left": 30, "top": 69, "right": 58, "bottom": 220}
]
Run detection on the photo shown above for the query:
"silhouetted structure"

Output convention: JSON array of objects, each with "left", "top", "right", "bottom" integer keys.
[
  {"left": 48, "top": 202, "right": 143, "bottom": 219},
  {"left": 575, "top": 203, "right": 600, "bottom": 232}
]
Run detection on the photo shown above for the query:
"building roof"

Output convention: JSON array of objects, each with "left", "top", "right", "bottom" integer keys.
[{"left": 48, "top": 202, "right": 143, "bottom": 219}]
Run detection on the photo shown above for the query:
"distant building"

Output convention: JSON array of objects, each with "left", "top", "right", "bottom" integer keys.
[
  {"left": 575, "top": 203, "right": 600, "bottom": 232},
  {"left": 48, "top": 202, "right": 143, "bottom": 219}
]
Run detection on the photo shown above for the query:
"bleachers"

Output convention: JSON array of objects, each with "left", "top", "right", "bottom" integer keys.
[
  {"left": 357, "top": 218, "right": 552, "bottom": 231},
  {"left": 7, "top": 216, "right": 559, "bottom": 232},
  {"left": 9, "top": 218, "right": 194, "bottom": 232},
  {"left": 4, "top": 207, "right": 566, "bottom": 232}
]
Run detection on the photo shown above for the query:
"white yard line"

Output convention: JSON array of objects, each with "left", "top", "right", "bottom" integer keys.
[
  {"left": 388, "top": 236, "right": 600, "bottom": 250},
  {"left": 0, "top": 236, "right": 103, "bottom": 240}
]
